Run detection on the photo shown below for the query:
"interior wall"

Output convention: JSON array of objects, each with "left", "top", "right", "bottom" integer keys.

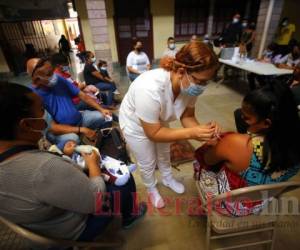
[
  {"left": 151, "top": 0, "right": 175, "bottom": 59},
  {"left": 75, "top": 0, "right": 95, "bottom": 52},
  {"left": 105, "top": 0, "right": 118, "bottom": 62}
]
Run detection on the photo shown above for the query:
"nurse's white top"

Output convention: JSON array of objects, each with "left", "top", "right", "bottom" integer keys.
[{"left": 119, "top": 68, "right": 197, "bottom": 139}]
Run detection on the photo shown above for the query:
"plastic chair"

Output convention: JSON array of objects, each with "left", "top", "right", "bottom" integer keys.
[
  {"left": 196, "top": 181, "right": 300, "bottom": 250},
  {"left": 0, "top": 216, "right": 123, "bottom": 249}
]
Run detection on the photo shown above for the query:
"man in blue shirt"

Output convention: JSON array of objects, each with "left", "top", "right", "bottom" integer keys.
[{"left": 27, "top": 57, "right": 112, "bottom": 144}]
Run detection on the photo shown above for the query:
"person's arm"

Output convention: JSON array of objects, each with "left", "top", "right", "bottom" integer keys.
[
  {"left": 180, "top": 107, "right": 199, "bottom": 128},
  {"left": 140, "top": 120, "right": 216, "bottom": 143},
  {"left": 78, "top": 91, "right": 111, "bottom": 116},
  {"left": 91, "top": 70, "right": 105, "bottom": 81},
  {"left": 203, "top": 133, "right": 252, "bottom": 173},
  {"left": 146, "top": 54, "right": 151, "bottom": 70},
  {"left": 34, "top": 155, "right": 105, "bottom": 214},
  {"left": 127, "top": 66, "right": 140, "bottom": 74},
  {"left": 49, "top": 120, "right": 97, "bottom": 140},
  {"left": 277, "top": 64, "right": 295, "bottom": 70}
]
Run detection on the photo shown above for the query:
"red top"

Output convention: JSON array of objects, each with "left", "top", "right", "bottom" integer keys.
[{"left": 54, "top": 68, "right": 81, "bottom": 105}]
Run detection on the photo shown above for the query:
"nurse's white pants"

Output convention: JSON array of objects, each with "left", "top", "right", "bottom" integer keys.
[{"left": 123, "top": 131, "right": 173, "bottom": 189}]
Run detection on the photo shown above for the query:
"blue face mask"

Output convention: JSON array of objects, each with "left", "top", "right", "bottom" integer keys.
[
  {"left": 181, "top": 73, "right": 206, "bottom": 96},
  {"left": 47, "top": 73, "right": 58, "bottom": 87},
  {"left": 24, "top": 110, "right": 52, "bottom": 136}
]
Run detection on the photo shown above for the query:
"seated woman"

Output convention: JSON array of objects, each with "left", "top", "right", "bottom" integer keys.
[
  {"left": 195, "top": 80, "right": 300, "bottom": 216},
  {"left": 0, "top": 82, "right": 146, "bottom": 242}
]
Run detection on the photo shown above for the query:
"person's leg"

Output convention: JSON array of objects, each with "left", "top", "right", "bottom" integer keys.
[
  {"left": 123, "top": 131, "right": 164, "bottom": 208},
  {"left": 46, "top": 132, "right": 80, "bottom": 145},
  {"left": 76, "top": 215, "right": 112, "bottom": 241},
  {"left": 156, "top": 142, "right": 185, "bottom": 194},
  {"left": 94, "top": 82, "right": 116, "bottom": 106},
  {"left": 128, "top": 73, "right": 139, "bottom": 82},
  {"left": 80, "top": 110, "right": 112, "bottom": 130},
  {"left": 234, "top": 108, "right": 248, "bottom": 134},
  {"left": 247, "top": 73, "right": 257, "bottom": 90}
]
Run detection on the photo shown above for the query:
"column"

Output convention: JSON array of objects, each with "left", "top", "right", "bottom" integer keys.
[{"left": 206, "top": 0, "right": 215, "bottom": 36}]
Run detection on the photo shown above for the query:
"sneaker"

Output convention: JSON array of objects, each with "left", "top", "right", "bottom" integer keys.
[
  {"left": 147, "top": 187, "right": 165, "bottom": 208},
  {"left": 122, "top": 202, "right": 147, "bottom": 229},
  {"left": 113, "top": 89, "right": 121, "bottom": 95},
  {"left": 162, "top": 177, "right": 185, "bottom": 194}
]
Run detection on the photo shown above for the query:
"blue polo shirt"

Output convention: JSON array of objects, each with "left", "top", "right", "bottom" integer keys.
[{"left": 32, "top": 75, "right": 82, "bottom": 125}]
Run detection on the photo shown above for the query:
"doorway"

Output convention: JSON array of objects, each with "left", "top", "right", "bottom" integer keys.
[{"left": 114, "top": 0, "right": 153, "bottom": 65}]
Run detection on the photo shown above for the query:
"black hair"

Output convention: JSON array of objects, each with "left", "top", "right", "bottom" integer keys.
[
  {"left": 98, "top": 59, "right": 107, "bottom": 67},
  {"left": 280, "top": 17, "right": 289, "bottom": 25},
  {"left": 0, "top": 82, "right": 34, "bottom": 140},
  {"left": 51, "top": 53, "right": 68, "bottom": 66},
  {"left": 243, "top": 80, "right": 300, "bottom": 172},
  {"left": 84, "top": 51, "right": 93, "bottom": 60},
  {"left": 168, "top": 37, "right": 174, "bottom": 42},
  {"left": 132, "top": 38, "right": 142, "bottom": 48}
]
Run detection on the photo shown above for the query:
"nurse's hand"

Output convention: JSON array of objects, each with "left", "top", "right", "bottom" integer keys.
[
  {"left": 190, "top": 124, "right": 216, "bottom": 141},
  {"left": 207, "top": 121, "right": 222, "bottom": 138}
]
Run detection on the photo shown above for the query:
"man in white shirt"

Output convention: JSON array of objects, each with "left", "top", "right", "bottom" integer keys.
[
  {"left": 126, "top": 40, "right": 151, "bottom": 82},
  {"left": 162, "top": 37, "right": 178, "bottom": 58}
]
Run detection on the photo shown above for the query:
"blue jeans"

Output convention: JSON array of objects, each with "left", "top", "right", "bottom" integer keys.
[
  {"left": 47, "top": 111, "right": 111, "bottom": 145},
  {"left": 94, "top": 82, "right": 117, "bottom": 106},
  {"left": 128, "top": 72, "right": 139, "bottom": 82},
  {"left": 77, "top": 175, "right": 137, "bottom": 241},
  {"left": 80, "top": 110, "right": 111, "bottom": 130}
]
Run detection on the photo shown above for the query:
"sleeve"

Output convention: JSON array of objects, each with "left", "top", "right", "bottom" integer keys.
[
  {"left": 135, "top": 88, "right": 161, "bottom": 124},
  {"left": 187, "top": 96, "right": 198, "bottom": 108},
  {"left": 277, "top": 54, "right": 288, "bottom": 64},
  {"left": 33, "top": 155, "right": 106, "bottom": 214},
  {"left": 59, "top": 75, "right": 80, "bottom": 97}
]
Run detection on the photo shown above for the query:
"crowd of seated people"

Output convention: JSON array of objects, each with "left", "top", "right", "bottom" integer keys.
[{"left": 0, "top": 82, "right": 146, "bottom": 242}]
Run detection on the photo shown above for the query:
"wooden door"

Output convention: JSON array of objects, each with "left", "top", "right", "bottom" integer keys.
[{"left": 114, "top": 0, "right": 153, "bottom": 65}]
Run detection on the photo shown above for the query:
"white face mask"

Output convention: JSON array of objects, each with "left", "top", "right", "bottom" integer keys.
[
  {"left": 91, "top": 57, "right": 96, "bottom": 63},
  {"left": 101, "top": 67, "right": 107, "bottom": 71},
  {"left": 169, "top": 43, "right": 176, "bottom": 50},
  {"left": 47, "top": 73, "right": 58, "bottom": 87},
  {"left": 233, "top": 18, "right": 239, "bottom": 23}
]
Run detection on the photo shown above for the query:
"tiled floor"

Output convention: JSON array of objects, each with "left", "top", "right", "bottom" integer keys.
[{"left": 2, "top": 55, "right": 300, "bottom": 250}]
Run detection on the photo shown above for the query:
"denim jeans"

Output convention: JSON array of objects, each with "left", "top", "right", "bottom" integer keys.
[
  {"left": 94, "top": 82, "right": 117, "bottom": 106},
  {"left": 128, "top": 72, "right": 139, "bottom": 82},
  {"left": 47, "top": 111, "right": 111, "bottom": 145},
  {"left": 80, "top": 110, "right": 111, "bottom": 130},
  {"left": 77, "top": 175, "right": 137, "bottom": 241}
]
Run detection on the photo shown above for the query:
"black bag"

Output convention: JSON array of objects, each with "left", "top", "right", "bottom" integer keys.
[{"left": 95, "top": 128, "right": 132, "bottom": 164}]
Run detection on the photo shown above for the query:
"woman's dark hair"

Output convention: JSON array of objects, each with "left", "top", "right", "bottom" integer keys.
[
  {"left": 243, "top": 80, "right": 300, "bottom": 172},
  {"left": 84, "top": 51, "right": 93, "bottom": 60},
  {"left": 0, "top": 82, "right": 33, "bottom": 140},
  {"left": 132, "top": 38, "right": 142, "bottom": 48},
  {"left": 51, "top": 53, "right": 68, "bottom": 66},
  {"left": 98, "top": 60, "right": 107, "bottom": 68}
]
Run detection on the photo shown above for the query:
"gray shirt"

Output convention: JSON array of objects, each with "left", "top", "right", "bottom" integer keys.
[{"left": 0, "top": 150, "right": 106, "bottom": 240}]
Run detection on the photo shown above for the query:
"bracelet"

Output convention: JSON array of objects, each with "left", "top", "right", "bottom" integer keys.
[{"left": 78, "top": 126, "right": 81, "bottom": 134}]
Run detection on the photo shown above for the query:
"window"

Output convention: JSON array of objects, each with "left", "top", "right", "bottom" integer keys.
[{"left": 175, "top": 0, "right": 209, "bottom": 40}]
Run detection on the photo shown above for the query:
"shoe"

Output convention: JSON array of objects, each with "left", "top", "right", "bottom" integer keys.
[
  {"left": 147, "top": 187, "right": 165, "bottom": 208},
  {"left": 113, "top": 89, "right": 121, "bottom": 95},
  {"left": 162, "top": 177, "right": 185, "bottom": 194},
  {"left": 122, "top": 202, "right": 147, "bottom": 229}
]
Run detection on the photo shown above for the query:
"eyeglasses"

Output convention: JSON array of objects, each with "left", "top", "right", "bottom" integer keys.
[{"left": 31, "top": 56, "right": 51, "bottom": 77}]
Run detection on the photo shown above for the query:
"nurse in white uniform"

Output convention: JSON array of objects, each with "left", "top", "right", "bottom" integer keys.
[{"left": 119, "top": 42, "right": 220, "bottom": 208}]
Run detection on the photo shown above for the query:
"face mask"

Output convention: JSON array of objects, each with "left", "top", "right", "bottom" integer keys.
[
  {"left": 282, "top": 21, "right": 288, "bottom": 26},
  {"left": 91, "top": 57, "right": 96, "bottom": 63},
  {"left": 101, "top": 67, "right": 107, "bottom": 71},
  {"left": 169, "top": 43, "right": 176, "bottom": 50},
  {"left": 23, "top": 111, "right": 49, "bottom": 135},
  {"left": 47, "top": 73, "right": 58, "bottom": 87},
  {"left": 61, "top": 65, "right": 70, "bottom": 72},
  {"left": 242, "top": 23, "right": 247, "bottom": 27},
  {"left": 136, "top": 47, "right": 142, "bottom": 52},
  {"left": 181, "top": 73, "right": 206, "bottom": 96},
  {"left": 233, "top": 18, "right": 239, "bottom": 23}
]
